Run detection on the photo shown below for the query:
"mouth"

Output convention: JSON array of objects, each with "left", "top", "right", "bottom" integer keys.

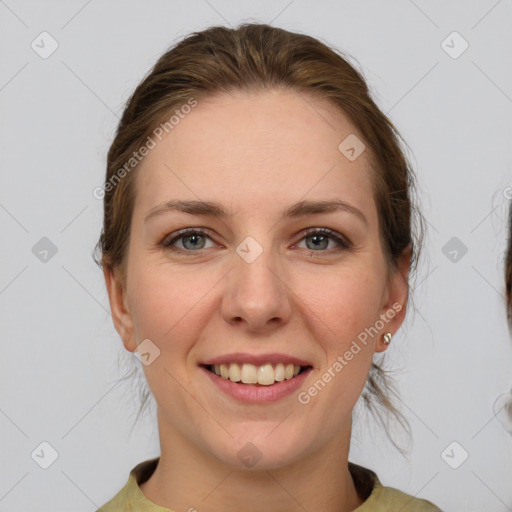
[{"left": 201, "top": 362, "right": 313, "bottom": 386}]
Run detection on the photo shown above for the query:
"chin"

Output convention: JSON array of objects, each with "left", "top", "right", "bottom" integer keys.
[{"left": 205, "top": 429, "right": 308, "bottom": 471}]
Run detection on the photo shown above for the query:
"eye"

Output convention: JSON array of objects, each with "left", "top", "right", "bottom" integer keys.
[
  {"left": 161, "top": 228, "right": 216, "bottom": 253},
  {"left": 160, "top": 227, "right": 351, "bottom": 256},
  {"left": 295, "top": 228, "right": 351, "bottom": 252}
]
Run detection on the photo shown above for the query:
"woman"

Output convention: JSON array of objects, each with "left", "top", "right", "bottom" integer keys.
[{"left": 95, "top": 23, "right": 441, "bottom": 511}]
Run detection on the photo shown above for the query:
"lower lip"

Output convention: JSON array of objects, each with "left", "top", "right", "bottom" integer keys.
[{"left": 201, "top": 366, "right": 312, "bottom": 403}]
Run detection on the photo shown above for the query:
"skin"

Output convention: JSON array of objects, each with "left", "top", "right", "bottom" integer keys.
[{"left": 104, "top": 89, "right": 410, "bottom": 512}]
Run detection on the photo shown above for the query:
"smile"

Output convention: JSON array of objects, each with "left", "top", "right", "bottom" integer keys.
[{"left": 206, "top": 362, "right": 310, "bottom": 386}]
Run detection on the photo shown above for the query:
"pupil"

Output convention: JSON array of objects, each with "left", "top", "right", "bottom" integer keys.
[
  {"left": 184, "top": 234, "right": 204, "bottom": 250},
  {"left": 307, "top": 235, "right": 328, "bottom": 250}
]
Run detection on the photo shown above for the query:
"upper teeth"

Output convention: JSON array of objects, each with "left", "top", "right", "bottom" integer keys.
[{"left": 213, "top": 363, "right": 301, "bottom": 385}]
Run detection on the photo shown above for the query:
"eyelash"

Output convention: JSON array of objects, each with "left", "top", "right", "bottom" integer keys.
[{"left": 160, "top": 227, "right": 352, "bottom": 256}]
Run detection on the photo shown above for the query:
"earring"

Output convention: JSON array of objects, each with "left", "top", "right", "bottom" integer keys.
[{"left": 383, "top": 332, "right": 392, "bottom": 345}]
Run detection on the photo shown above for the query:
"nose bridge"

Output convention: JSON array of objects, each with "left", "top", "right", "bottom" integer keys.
[
  {"left": 222, "top": 233, "right": 291, "bottom": 329},
  {"left": 234, "top": 233, "right": 282, "bottom": 301}
]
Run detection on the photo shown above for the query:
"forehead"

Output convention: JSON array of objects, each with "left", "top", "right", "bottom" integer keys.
[{"left": 134, "top": 89, "right": 374, "bottom": 216}]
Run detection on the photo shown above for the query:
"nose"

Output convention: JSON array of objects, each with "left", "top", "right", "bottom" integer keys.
[{"left": 221, "top": 243, "right": 293, "bottom": 333}]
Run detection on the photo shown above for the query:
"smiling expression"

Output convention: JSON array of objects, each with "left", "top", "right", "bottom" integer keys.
[{"left": 105, "top": 88, "right": 408, "bottom": 469}]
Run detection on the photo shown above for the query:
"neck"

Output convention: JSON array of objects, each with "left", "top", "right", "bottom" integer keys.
[{"left": 139, "top": 410, "right": 364, "bottom": 512}]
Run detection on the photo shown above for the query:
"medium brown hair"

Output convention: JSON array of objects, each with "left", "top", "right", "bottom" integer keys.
[{"left": 95, "top": 23, "right": 424, "bottom": 451}]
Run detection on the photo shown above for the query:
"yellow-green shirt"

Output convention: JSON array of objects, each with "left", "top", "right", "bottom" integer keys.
[{"left": 97, "top": 457, "right": 442, "bottom": 511}]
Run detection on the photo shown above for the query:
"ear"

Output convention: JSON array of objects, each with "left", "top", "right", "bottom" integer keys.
[
  {"left": 374, "top": 246, "right": 411, "bottom": 353},
  {"left": 103, "top": 265, "right": 137, "bottom": 352}
]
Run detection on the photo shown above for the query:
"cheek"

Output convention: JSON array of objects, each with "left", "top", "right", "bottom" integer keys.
[
  {"left": 126, "top": 262, "right": 215, "bottom": 357},
  {"left": 299, "top": 264, "right": 385, "bottom": 338},
  {"left": 297, "top": 264, "right": 384, "bottom": 401}
]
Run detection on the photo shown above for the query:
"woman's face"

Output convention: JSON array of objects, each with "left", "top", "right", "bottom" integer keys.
[{"left": 105, "top": 89, "right": 409, "bottom": 469}]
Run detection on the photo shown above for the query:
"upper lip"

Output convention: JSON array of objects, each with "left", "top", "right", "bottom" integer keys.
[{"left": 201, "top": 352, "right": 312, "bottom": 367}]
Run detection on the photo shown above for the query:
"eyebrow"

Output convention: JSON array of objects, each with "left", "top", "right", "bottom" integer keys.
[{"left": 144, "top": 199, "right": 367, "bottom": 225}]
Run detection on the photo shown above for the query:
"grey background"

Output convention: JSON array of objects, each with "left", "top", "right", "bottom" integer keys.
[{"left": 1, "top": 0, "right": 512, "bottom": 510}]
